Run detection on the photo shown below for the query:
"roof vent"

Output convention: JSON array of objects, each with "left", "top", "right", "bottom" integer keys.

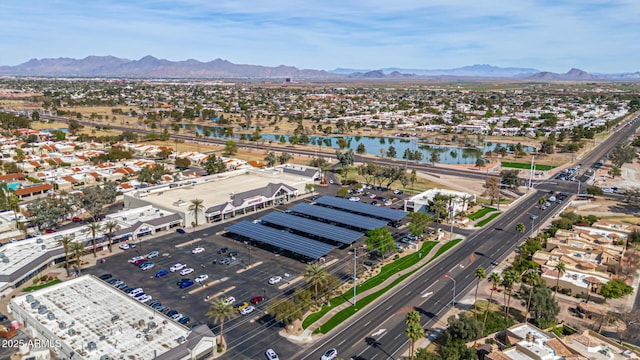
[
  {"left": 87, "top": 341, "right": 97, "bottom": 351},
  {"left": 41, "top": 245, "right": 46, "bottom": 250},
  {"left": 26, "top": 295, "right": 35, "bottom": 303},
  {"left": 2, "top": 257, "right": 9, "bottom": 263},
  {"left": 36, "top": 238, "right": 43, "bottom": 244},
  {"left": 47, "top": 312, "right": 55, "bottom": 320},
  {"left": 58, "top": 321, "right": 66, "bottom": 329},
  {"left": 177, "top": 336, "right": 186, "bottom": 344},
  {"left": 68, "top": 328, "right": 75, "bottom": 336},
  {"left": 38, "top": 305, "right": 48, "bottom": 314},
  {"left": 30, "top": 301, "right": 40, "bottom": 309},
  {"left": 148, "top": 321, "right": 157, "bottom": 329}
]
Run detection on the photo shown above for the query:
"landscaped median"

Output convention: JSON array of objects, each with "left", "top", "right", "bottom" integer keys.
[
  {"left": 500, "top": 161, "right": 555, "bottom": 171},
  {"left": 303, "top": 239, "right": 462, "bottom": 334},
  {"left": 467, "top": 207, "right": 497, "bottom": 221},
  {"left": 474, "top": 212, "right": 502, "bottom": 227}
]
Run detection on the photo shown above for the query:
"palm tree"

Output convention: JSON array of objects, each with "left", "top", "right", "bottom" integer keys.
[
  {"left": 537, "top": 197, "right": 546, "bottom": 232},
  {"left": 409, "top": 169, "right": 417, "bottom": 190},
  {"left": 483, "top": 272, "right": 502, "bottom": 335},
  {"left": 554, "top": 262, "right": 566, "bottom": 299},
  {"left": 502, "top": 270, "right": 520, "bottom": 321},
  {"left": 86, "top": 221, "right": 103, "bottom": 257},
  {"left": 188, "top": 198, "right": 205, "bottom": 227},
  {"left": 515, "top": 222, "right": 525, "bottom": 243},
  {"left": 304, "top": 263, "right": 328, "bottom": 306},
  {"left": 103, "top": 220, "right": 119, "bottom": 253},
  {"left": 473, "top": 267, "right": 486, "bottom": 314},
  {"left": 8, "top": 194, "right": 21, "bottom": 230},
  {"left": 522, "top": 270, "right": 541, "bottom": 322},
  {"left": 69, "top": 242, "right": 85, "bottom": 276},
  {"left": 56, "top": 235, "right": 74, "bottom": 277},
  {"left": 206, "top": 297, "right": 237, "bottom": 348},
  {"left": 430, "top": 198, "right": 447, "bottom": 223},
  {"left": 319, "top": 161, "right": 331, "bottom": 185},
  {"left": 405, "top": 310, "right": 424, "bottom": 360}
]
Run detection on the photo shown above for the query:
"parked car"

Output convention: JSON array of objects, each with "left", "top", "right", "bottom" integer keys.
[
  {"left": 155, "top": 269, "right": 168, "bottom": 277},
  {"left": 195, "top": 274, "right": 209, "bottom": 283},
  {"left": 268, "top": 276, "right": 282, "bottom": 285},
  {"left": 176, "top": 228, "right": 186, "bottom": 234},
  {"left": 166, "top": 310, "right": 178, "bottom": 317},
  {"left": 134, "top": 259, "right": 147, "bottom": 266},
  {"left": 99, "top": 273, "right": 113, "bottom": 280},
  {"left": 228, "top": 250, "right": 238, "bottom": 257},
  {"left": 178, "top": 316, "right": 190, "bottom": 325},
  {"left": 129, "top": 256, "right": 145, "bottom": 263},
  {"left": 116, "top": 282, "right": 128, "bottom": 290},
  {"left": 178, "top": 280, "right": 194, "bottom": 288},
  {"left": 147, "top": 251, "right": 159, "bottom": 259},
  {"left": 191, "top": 247, "right": 205, "bottom": 254},
  {"left": 219, "top": 258, "right": 231, "bottom": 265},
  {"left": 107, "top": 278, "right": 120, "bottom": 285},
  {"left": 171, "top": 313, "right": 183, "bottom": 320},
  {"left": 218, "top": 247, "right": 228, "bottom": 254},
  {"left": 223, "top": 296, "right": 236, "bottom": 305},
  {"left": 119, "top": 243, "right": 130, "bottom": 250},
  {"left": 240, "top": 306, "right": 255, "bottom": 315},
  {"left": 141, "top": 263, "right": 155, "bottom": 271},
  {"left": 235, "top": 302, "right": 249, "bottom": 311},
  {"left": 0, "top": 314, "right": 8, "bottom": 322},
  {"left": 170, "top": 263, "right": 186, "bottom": 272},
  {"left": 71, "top": 217, "right": 82, "bottom": 222},
  {"left": 180, "top": 268, "right": 194, "bottom": 276},
  {"left": 45, "top": 229, "right": 56, "bottom": 234},
  {"left": 251, "top": 295, "right": 265, "bottom": 304}
]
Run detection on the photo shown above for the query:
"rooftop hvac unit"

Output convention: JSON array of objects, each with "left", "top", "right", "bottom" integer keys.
[
  {"left": 38, "top": 306, "right": 48, "bottom": 314},
  {"left": 47, "top": 312, "right": 55, "bottom": 320},
  {"left": 2, "top": 257, "right": 9, "bottom": 263},
  {"left": 41, "top": 245, "right": 46, "bottom": 250},
  {"left": 148, "top": 321, "right": 156, "bottom": 329},
  {"left": 110, "top": 315, "right": 119, "bottom": 323},
  {"left": 156, "top": 328, "right": 163, "bottom": 335},
  {"left": 145, "top": 335, "right": 154, "bottom": 342},
  {"left": 100, "top": 356, "right": 115, "bottom": 360},
  {"left": 68, "top": 328, "right": 75, "bottom": 336},
  {"left": 26, "top": 295, "right": 35, "bottom": 303},
  {"left": 87, "top": 342, "right": 97, "bottom": 351},
  {"left": 138, "top": 319, "right": 145, "bottom": 327},
  {"left": 176, "top": 336, "right": 186, "bottom": 344},
  {"left": 36, "top": 238, "right": 43, "bottom": 244},
  {"left": 30, "top": 301, "right": 40, "bottom": 309},
  {"left": 0, "top": 252, "right": 5, "bottom": 258},
  {"left": 58, "top": 321, "right": 66, "bottom": 329}
]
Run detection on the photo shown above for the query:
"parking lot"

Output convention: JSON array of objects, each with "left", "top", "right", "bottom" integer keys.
[{"left": 84, "top": 186, "right": 412, "bottom": 359}]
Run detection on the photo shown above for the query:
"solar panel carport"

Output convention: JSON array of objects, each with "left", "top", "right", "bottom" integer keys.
[
  {"left": 314, "top": 196, "right": 408, "bottom": 221},
  {"left": 261, "top": 211, "right": 363, "bottom": 245},
  {"left": 288, "top": 203, "right": 388, "bottom": 231},
  {"left": 225, "top": 221, "right": 335, "bottom": 259}
]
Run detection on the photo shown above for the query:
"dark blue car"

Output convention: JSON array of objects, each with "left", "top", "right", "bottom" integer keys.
[
  {"left": 179, "top": 280, "right": 194, "bottom": 288},
  {"left": 155, "top": 269, "right": 168, "bottom": 277},
  {"left": 176, "top": 228, "right": 186, "bottom": 234}
]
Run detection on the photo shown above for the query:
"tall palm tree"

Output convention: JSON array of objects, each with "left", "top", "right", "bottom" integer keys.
[
  {"left": 515, "top": 222, "right": 526, "bottom": 243},
  {"left": 537, "top": 197, "right": 546, "bottom": 232},
  {"left": 86, "top": 221, "right": 103, "bottom": 257},
  {"left": 8, "top": 194, "right": 21, "bottom": 230},
  {"left": 304, "top": 263, "right": 328, "bottom": 306},
  {"left": 502, "top": 270, "right": 520, "bottom": 321},
  {"left": 473, "top": 267, "right": 486, "bottom": 314},
  {"left": 188, "top": 198, "right": 205, "bottom": 227},
  {"left": 206, "top": 297, "right": 236, "bottom": 348},
  {"left": 103, "top": 220, "right": 119, "bottom": 253},
  {"left": 56, "top": 235, "right": 74, "bottom": 277},
  {"left": 69, "top": 242, "right": 85, "bottom": 276},
  {"left": 430, "top": 198, "right": 447, "bottom": 223},
  {"left": 405, "top": 310, "right": 424, "bottom": 360},
  {"left": 483, "top": 272, "right": 502, "bottom": 335},
  {"left": 554, "top": 262, "right": 566, "bottom": 299},
  {"left": 522, "top": 270, "right": 541, "bottom": 322}
]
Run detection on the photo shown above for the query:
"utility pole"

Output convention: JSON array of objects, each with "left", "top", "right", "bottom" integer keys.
[
  {"left": 449, "top": 206, "right": 455, "bottom": 241},
  {"left": 497, "top": 175, "right": 502, "bottom": 211},
  {"left": 353, "top": 248, "right": 357, "bottom": 307},
  {"left": 445, "top": 274, "right": 456, "bottom": 310},
  {"left": 528, "top": 155, "right": 535, "bottom": 189}
]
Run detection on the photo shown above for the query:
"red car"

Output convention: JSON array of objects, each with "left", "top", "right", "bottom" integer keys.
[
  {"left": 251, "top": 295, "right": 265, "bottom": 304},
  {"left": 133, "top": 259, "right": 147, "bottom": 266},
  {"left": 45, "top": 229, "right": 56, "bottom": 234},
  {"left": 71, "top": 217, "right": 82, "bottom": 222}
]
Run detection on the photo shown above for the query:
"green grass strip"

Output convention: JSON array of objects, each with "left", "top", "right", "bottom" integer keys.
[
  {"left": 467, "top": 207, "right": 496, "bottom": 220},
  {"left": 315, "top": 239, "right": 462, "bottom": 334},
  {"left": 500, "top": 162, "right": 555, "bottom": 171},
  {"left": 23, "top": 279, "right": 61, "bottom": 292},
  {"left": 474, "top": 212, "right": 502, "bottom": 227}
]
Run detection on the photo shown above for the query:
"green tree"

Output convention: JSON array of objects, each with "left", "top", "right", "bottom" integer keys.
[
  {"left": 224, "top": 140, "right": 238, "bottom": 155},
  {"left": 610, "top": 142, "right": 636, "bottom": 168},
  {"left": 387, "top": 146, "right": 397, "bottom": 158},
  {"left": 515, "top": 222, "right": 526, "bottom": 245},
  {"left": 482, "top": 177, "right": 499, "bottom": 205},
  {"left": 70, "top": 242, "right": 85, "bottom": 276},
  {"left": 265, "top": 298, "right": 302, "bottom": 326},
  {"left": 475, "top": 158, "right": 485, "bottom": 168},
  {"left": 410, "top": 169, "right": 417, "bottom": 189},
  {"left": 473, "top": 267, "right": 486, "bottom": 313},
  {"left": 56, "top": 235, "right": 74, "bottom": 277},
  {"left": 304, "top": 263, "right": 328, "bottom": 306},
  {"left": 85, "top": 221, "right": 102, "bottom": 258},
  {"left": 600, "top": 279, "right": 634, "bottom": 300},
  {"left": 77, "top": 183, "right": 117, "bottom": 221},
  {"left": 204, "top": 154, "right": 227, "bottom": 174},
  {"left": 409, "top": 212, "right": 433, "bottom": 237},
  {"left": 336, "top": 187, "right": 349, "bottom": 198},
  {"left": 553, "top": 262, "right": 566, "bottom": 299},
  {"left": 521, "top": 285, "right": 560, "bottom": 329},
  {"left": 356, "top": 143, "right": 366, "bottom": 155},
  {"left": 264, "top": 152, "right": 277, "bottom": 167},
  {"left": 278, "top": 152, "right": 292, "bottom": 165},
  {"left": 174, "top": 157, "right": 191, "bottom": 169},
  {"left": 103, "top": 220, "right": 119, "bottom": 253},
  {"left": 406, "top": 310, "right": 424, "bottom": 360},
  {"left": 336, "top": 149, "right": 355, "bottom": 179},
  {"left": 608, "top": 166, "right": 622, "bottom": 178},
  {"left": 8, "top": 194, "right": 21, "bottom": 230},
  {"left": 429, "top": 152, "right": 441, "bottom": 165},
  {"left": 500, "top": 169, "right": 520, "bottom": 188},
  {"left": 501, "top": 269, "right": 520, "bottom": 321},
  {"left": 429, "top": 197, "right": 448, "bottom": 223},
  {"left": 521, "top": 270, "right": 541, "bottom": 322},
  {"left": 188, "top": 198, "right": 205, "bottom": 227},
  {"left": 206, "top": 297, "right": 237, "bottom": 348},
  {"left": 365, "top": 228, "right": 395, "bottom": 259}
]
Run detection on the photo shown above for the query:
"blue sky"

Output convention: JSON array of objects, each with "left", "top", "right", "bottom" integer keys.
[{"left": 1, "top": 0, "right": 638, "bottom": 73}]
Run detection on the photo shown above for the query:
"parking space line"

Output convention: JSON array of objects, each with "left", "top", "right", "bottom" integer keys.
[
  {"left": 277, "top": 276, "right": 304, "bottom": 289},
  {"left": 236, "top": 261, "right": 264, "bottom": 273},
  {"left": 175, "top": 238, "right": 202, "bottom": 248},
  {"left": 205, "top": 286, "right": 236, "bottom": 301}
]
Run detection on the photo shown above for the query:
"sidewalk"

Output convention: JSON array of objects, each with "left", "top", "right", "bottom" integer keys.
[{"left": 283, "top": 237, "right": 461, "bottom": 343}]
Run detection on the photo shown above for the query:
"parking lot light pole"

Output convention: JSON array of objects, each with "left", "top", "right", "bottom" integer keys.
[
  {"left": 247, "top": 245, "right": 252, "bottom": 268},
  {"left": 445, "top": 274, "right": 456, "bottom": 310}
]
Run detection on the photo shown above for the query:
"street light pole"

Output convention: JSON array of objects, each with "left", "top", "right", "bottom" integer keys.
[
  {"left": 353, "top": 248, "right": 357, "bottom": 307},
  {"left": 445, "top": 274, "right": 456, "bottom": 310},
  {"left": 449, "top": 206, "right": 455, "bottom": 241}
]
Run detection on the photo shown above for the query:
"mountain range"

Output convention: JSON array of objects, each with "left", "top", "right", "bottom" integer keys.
[{"left": 1, "top": 56, "right": 638, "bottom": 80}]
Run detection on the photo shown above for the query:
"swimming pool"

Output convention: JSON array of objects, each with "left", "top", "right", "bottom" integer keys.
[{"left": 6, "top": 182, "right": 20, "bottom": 191}]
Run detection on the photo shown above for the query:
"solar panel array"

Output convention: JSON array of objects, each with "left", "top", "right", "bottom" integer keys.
[
  {"left": 288, "top": 203, "right": 388, "bottom": 230},
  {"left": 225, "top": 221, "right": 335, "bottom": 259},
  {"left": 314, "top": 196, "right": 408, "bottom": 221},
  {"left": 261, "top": 211, "right": 363, "bottom": 244}
]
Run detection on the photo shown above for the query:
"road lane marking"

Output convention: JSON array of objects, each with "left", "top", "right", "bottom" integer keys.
[
  {"left": 421, "top": 291, "right": 433, "bottom": 298},
  {"left": 371, "top": 329, "right": 386, "bottom": 337}
]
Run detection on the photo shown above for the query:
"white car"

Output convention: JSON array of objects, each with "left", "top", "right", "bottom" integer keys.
[
  {"left": 348, "top": 197, "right": 360, "bottom": 202},
  {"left": 265, "top": 349, "right": 279, "bottom": 360},
  {"left": 119, "top": 243, "right": 130, "bottom": 250},
  {"left": 384, "top": 200, "right": 393, "bottom": 206},
  {"left": 129, "top": 256, "right": 145, "bottom": 263},
  {"left": 223, "top": 296, "right": 236, "bottom": 306},
  {"left": 180, "top": 268, "right": 194, "bottom": 276},
  {"left": 369, "top": 194, "right": 377, "bottom": 199},
  {"left": 320, "top": 348, "right": 338, "bottom": 360},
  {"left": 195, "top": 274, "right": 209, "bottom": 283},
  {"left": 240, "top": 305, "right": 255, "bottom": 315},
  {"left": 191, "top": 247, "right": 205, "bottom": 254},
  {"left": 138, "top": 295, "right": 152, "bottom": 303},
  {"left": 268, "top": 276, "right": 282, "bottom": 285},
  {"left": 170, "top": 263, "right": 186, "bottom": 272},
  {"left": 128, "top": 288, "right": 143, "bottom": 297},
  {"left": 171, "top": 313, "right": 183, "bottom": 321}
]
